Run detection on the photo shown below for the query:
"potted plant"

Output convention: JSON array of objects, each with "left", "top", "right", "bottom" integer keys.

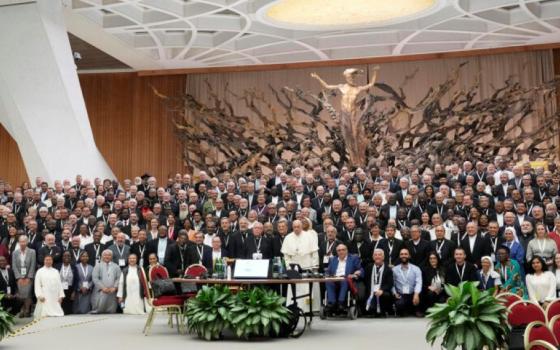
[
  {"left": 229, "top": 287, "right": 291, "bottom": 339},
  {"left": 426, "top": 281, "right": 510, "bottom": 350},
  {"left": 0, "top": 294, "right": 14, "bottom": 341},
  {"left": 184, "top": 285, "right": 234, "bottom": 340}
]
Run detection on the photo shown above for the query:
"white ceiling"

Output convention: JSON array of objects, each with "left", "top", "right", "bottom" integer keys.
[{"left": 63, "top": 0, "right": 560, "bottom": 70}]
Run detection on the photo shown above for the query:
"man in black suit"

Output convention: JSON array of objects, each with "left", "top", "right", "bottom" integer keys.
[
  {"left": 243, "top": 222, "right": 273, "bottom": 260},
  {"left": 130, "top": 229, "right": 149, "bottom": 269},
  {"left": 483, "top": 222, "right": 504, "bottom": 262},
  {"left": 460, "top": 222, "right": 490, "bottom": 268},
  {"left": 174, "top": 230, "right": 191, "bottom": 274},
  {"left": 394, "top": 177, "right": 410, "bottom": 206},
  {"left": 186, "top": 232, "right": 213, "bottom": 273},
  {"left": 272, "top": 219, "right": 290, "bottom": 258},
  {"left": 84, "top": 231, "right": 105, "bottom": 266},
  {"left": 445, "top": 248, "right": 478, "bottom": 286},
  {"left": 217, "top": 217, "right": 236, "bottom": 258},
  {"left": 364, "top": 249, "right": 394, "bottom": 317},
  {"left": 405, "top": 225, "right": 430, "bottom": 268},
  {"left": 318, "top": 225, "right": 341, "bottom": 272},
  {"left": 377, "top": 225, "right": 403, "bottom": 267},
  {"left": 429, "top": 225, "right": 456, "bottom": 266},
  {"left": 347, "top": 230, "right": 372, "bottom": 267},
  {"left": 379, "top": 194, "right": 399, "bottom": 228},
  {"left": 37, "top": 233, "right": 62, "bottom": 268},
  {"left": 0, "top": 256, "right": 21, "bottom": 315},
  {"left": 231, "top": 218, "right": 252, "bottom": 259},
  {"left": 147, "top": 225, "right": 178, "bottom": 276}
]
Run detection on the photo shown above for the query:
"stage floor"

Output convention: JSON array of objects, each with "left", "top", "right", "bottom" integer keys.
[{"left": 4, "top": 314, "right": 434, "bottom": 349}]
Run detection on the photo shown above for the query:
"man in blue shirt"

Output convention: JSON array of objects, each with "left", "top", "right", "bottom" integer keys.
[
  {"left": 325, "top": 243, "right": 363, "bottom": 313},
  {"left": 392, "top": 248, "right": 423, "bottom": 317}
]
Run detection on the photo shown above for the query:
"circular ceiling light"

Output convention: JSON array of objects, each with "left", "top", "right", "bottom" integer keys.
[{"left": 257, "top": 0, "right": 444, "bottom": 30}]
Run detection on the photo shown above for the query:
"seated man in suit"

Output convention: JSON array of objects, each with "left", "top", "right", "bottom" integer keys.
[
  {"left": 325, "top": 243, "right": 363, "bottom": 313},
  {"left": 187, "top": 232, "right": 213, "bottom": 273},
  {"left": 365, "top": 249, "right": 393, "bottom": 317}
]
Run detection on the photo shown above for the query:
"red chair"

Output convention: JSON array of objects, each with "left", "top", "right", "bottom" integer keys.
[
  {"left": 184, "top": 264, "right": 208, "bottom": 278},
  {"left": 142, "top": 266, "right": 184, "bottom": 336},
  {"left": 527, "top": 340, "right": 559, "bottom": 350},
  {"left": 546, "top": 299, "right": 560, "bottom": 322},
  {"left": 497, "top": 292, "right": 522, "bottom": 308},
  {"left": 508, "top": 300, "right": 547, "bottom": 327},
  {"left": 149, "top": 264, "right": 169, "bottom": 281},
  {"left": 548, "top": 315, "right": 560, "bottom": 343},
  {"left": 524, "top": 321, "right": 559, "bottom": 350}
]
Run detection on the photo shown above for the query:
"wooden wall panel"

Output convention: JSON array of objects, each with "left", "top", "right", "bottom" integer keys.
[
  {"left": 0, "top": 124, "right": 28, "bottom": 187},
  {"left": 0, "top": 73, "right": 186, "bottom": 186}
]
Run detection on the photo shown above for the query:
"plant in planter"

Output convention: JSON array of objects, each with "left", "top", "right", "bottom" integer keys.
[
  {"left": 184, "top": 285, "right": 234, "bottom": 340},
  {"left": 426, "top": 281, "right": 509, "bottom": 350},
  {"left": 0, "top": 294, "right": 14, "bottom": 341},
  {"left": 229, "top": 287, "right": 291, "bottom": 339}
]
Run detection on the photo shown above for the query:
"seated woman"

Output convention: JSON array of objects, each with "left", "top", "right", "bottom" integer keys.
[
  {"left": 422, "top": 252, "right": 446, "bottom": 310},
  {"left": 478, "top": 256, "right": 501, "bottom": 294},
  {"left": 526, "top": 223, "right": 557, "bottom": 268},
  {"left": 145, "top": 253, "right": 163, "bottom": 281},
  {"left": 494, "top": 246, "right": 526, "bottom": 298},
  {"left": 526, "top": 256, "right": 556, "bottom": 309},
  {"left": 117, "top": 254, "right": 147, "bottom": 315},
  {"left": 34, "top": 255, "right": 65, "bottom": 318}
]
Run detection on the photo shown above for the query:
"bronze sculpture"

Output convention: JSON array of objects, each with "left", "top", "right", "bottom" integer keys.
[{"left": 310, "top": 66, "right": 380, "bottom": 166}]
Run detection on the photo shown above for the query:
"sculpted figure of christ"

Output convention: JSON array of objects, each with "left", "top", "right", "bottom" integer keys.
[{"left": 311, "top": 66, "right": 380, "bottom": 166}]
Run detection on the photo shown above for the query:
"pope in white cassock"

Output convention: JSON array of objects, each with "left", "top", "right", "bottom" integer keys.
[
  {"left": 34, "top": 255, "right": 65, "bottom": 318},
  {"left": 281, "top": 219, "right": 320, "bottom": 310}
]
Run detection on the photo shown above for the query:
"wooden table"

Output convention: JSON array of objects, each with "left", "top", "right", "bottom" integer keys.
[{"left": 173, "top": 277, "right": 345, "bottom": 335}]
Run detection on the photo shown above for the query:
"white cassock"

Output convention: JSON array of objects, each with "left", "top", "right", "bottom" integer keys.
[
  {"left": 281, "top": 230, "right": 320, "bottom": 311},
  {"left": 34, "top": 266, "right": 65, "bottom": 318}
]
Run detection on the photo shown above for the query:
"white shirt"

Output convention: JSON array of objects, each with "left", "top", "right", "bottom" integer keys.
[
  {"left": 335, "top": 257, "right": 347, "bottom": 277},
  {"left": 212, "top": 250, "right": 222, "bottom": 261},
  {"left": 468, "top": 235, "right": 477, "bottom": 252}
]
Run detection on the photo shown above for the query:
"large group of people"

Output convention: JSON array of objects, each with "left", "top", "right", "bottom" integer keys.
[{"left": 1, "top": 156, "right": 560, "bottom": 319}]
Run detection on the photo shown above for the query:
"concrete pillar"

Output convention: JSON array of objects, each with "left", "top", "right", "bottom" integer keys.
[{"left": 0, "top": 0, "right": 115, "bottom": 183}]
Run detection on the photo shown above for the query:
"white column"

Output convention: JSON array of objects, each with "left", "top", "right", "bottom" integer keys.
[{"left": 0, "top": 0, "right": 115, "bottom": 183}]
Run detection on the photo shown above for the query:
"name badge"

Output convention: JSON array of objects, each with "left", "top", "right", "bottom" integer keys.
[
  {"left": 6, "top": 287, "right": 11, "bottom": 295},
  {"left": 491, "top": 253, "right": 496, "bottom": 262},
  {"left": 82, "top": 281, "right": 89, "bottom": 289},
  {"left": 373, "top": 284, "right": 380, "bottom": 292},
  {"left": 62, "top": 281, "right": 69, "bottom": 290},
  {"left": 139, "top": 259, "right": 143, "bottom": 267},
  {"left": 118, "top": 259, "right": 126, "bottom": 267},
  {"left": 402, "top": 286, "right": 410, "bottom": 294},
  {"left": 252, "top": 253, "right": 263, "bottom": 260},
  {"left": 20, "top": 267, "right": 27, "bottom": 276},
  {"left": 323, "top": 256, "right": 330, "bottom": 264}
]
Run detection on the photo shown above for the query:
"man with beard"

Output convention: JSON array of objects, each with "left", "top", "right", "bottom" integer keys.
[{"left": 391, "top": 248, "right": 422, "bottom": 317}]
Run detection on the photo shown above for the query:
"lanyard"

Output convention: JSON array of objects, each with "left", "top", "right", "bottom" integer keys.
[
  {"left": 254, "top": 237, "right": 262, "bottom": 253},
  {"left": 490, "top": 238, "right": 497, "bottom": 253},
  {"left": 346, "top": 230, "right": 354, "bottom": 241},
  {"left": 61, "top": 265, "right": 71, "bottom": 280},
  {"left": 374, "top": 265, "right": 383, "bottom": 285},
  {"left": 399, "top": 266, "right": 410, "bottom": 287},
  {"left": 0, "top": 269, "right": 8, "bottom": 283},
  {"left": 456, "top": 264, "right": 465, "bottom": 282},
  {"left": 73, "top": 249, "right": 81, "bottom": 261},
  {"left": 436, "top": 240, "right": 445, "bottom": 257},
  {"left": 501, "top": 265, "right": 508, "bottom": 282},
  {"left": 79, "top": 264, "right": 89, "bottom": 278},
  {"left": 481, "top": 272, "right": 490, "bottom": 289},
  {"left": 94, "top": 244, "right": 101, "bottom": 259},
  {"left": 388, "top": 240, "right": 394, "bottom": 255},
  {"left": 116, "top": 245, "right": 125, "bottom": 258},
  {"left": 197, "top": 245, "right": 204, "bottom": 262}
]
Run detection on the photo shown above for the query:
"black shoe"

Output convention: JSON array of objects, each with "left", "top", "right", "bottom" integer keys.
[{"left": 325, "top": 303, "right": 335, "bottom": 312}]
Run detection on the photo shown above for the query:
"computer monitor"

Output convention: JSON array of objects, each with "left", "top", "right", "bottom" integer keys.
[{"left": 234, "top": 259, "right": 270, "bottom": 279}]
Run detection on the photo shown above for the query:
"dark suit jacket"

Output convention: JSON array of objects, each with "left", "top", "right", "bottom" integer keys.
[
  {"left": 243, "top": 236, "right": 273, "bottom": 260},
  {"left": 377, "top": 238, "right": 404, "bottom": 266},
  {"left": 271, "top": 234, "right": 288, "bottom": 258},
  {"left": 231, "top": 231, "right": 252, "bottom": 259},
  {"left": 460, "top": 235, "right": 491, "bottom": 268},
  {"left": 84, "top": 242, "right": 105, "bottom": 266},
  {"left": 405, "top": 239, "right": 431, "bottom": 268},
  {"left": 186, "top": 244, "right": 213, "bottom": 273},
  {"left": 364, "top": 263, "right": 393, "bottom": 296},
  {"left": 0, "top": 268, "right": 17, "bottom": 296},
  {"left": 429, "top": 239, "right": 457, "bottom": 266},
  {"left": 348, "top": 241, "right": 373, "bottom": 267},
  {"left": 445, "top": 262, "right": 478, "bottom": 286},
  {"left": 147, "top": 238, "right": 178, "bottom": 276},
  {"left": 130, "top": 242, "right": 149, "bottom": 269}
]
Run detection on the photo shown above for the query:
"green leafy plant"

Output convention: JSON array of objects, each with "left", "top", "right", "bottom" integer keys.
[
  {"left": 0, "top": 294, "right": 14, "bottom": 341},
  {"left": 185, "top": 285, "right": 234, "bottom": 340},
  {"left": 426, "top": 282, "right": 510, "bottom": 350},
  {"left": 229, "top": 287, "right": 291, "bottom": 339}
]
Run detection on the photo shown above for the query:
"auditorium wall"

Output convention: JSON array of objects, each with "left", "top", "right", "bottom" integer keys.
[{"left": 0, "top": 48, "right": 559, "bottom": 186}]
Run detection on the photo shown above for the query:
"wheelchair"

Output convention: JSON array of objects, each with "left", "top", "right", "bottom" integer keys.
[{"left": 319, "top": 276, "right": 363, "bottom": 320}]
